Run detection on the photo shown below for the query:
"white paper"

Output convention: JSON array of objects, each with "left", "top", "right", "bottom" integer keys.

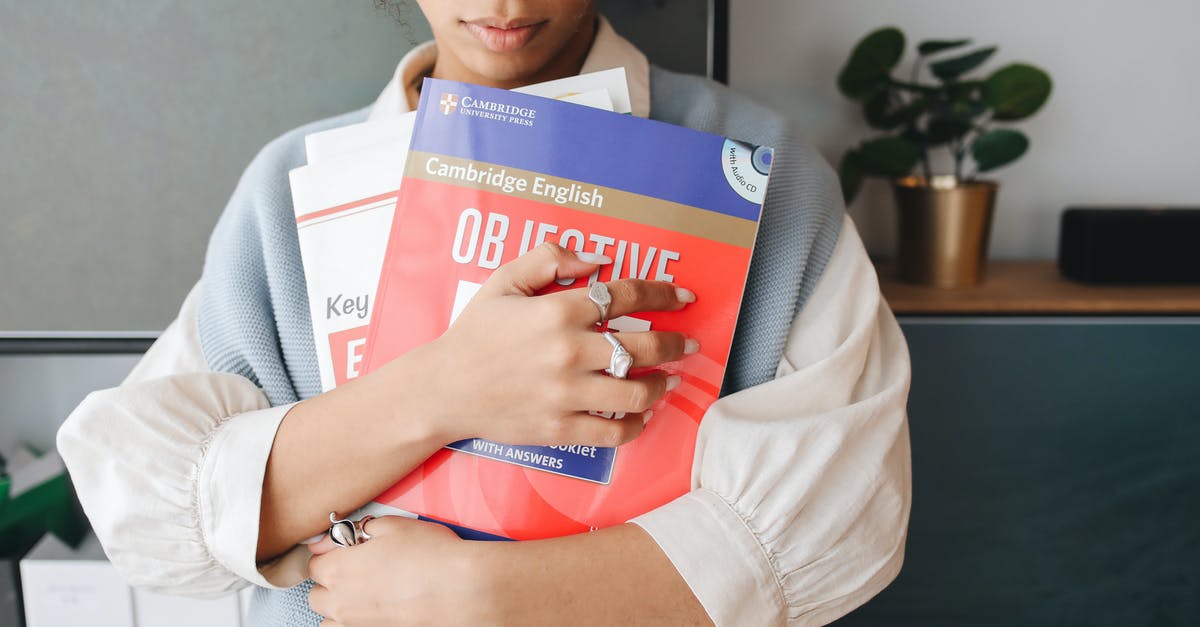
[{"left": 304, "top": 67, "right": 629, "bottom": 164}]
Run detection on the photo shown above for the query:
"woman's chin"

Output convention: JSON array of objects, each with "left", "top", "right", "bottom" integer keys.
[{"left": 462, "top": 51, "right": 554, "bottom": 86}]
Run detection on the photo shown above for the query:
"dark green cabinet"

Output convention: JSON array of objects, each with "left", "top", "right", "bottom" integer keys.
[{"left": 839, "top": 318, "right": 1200, "bottom": 626}]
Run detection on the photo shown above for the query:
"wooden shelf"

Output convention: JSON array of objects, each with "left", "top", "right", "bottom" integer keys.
[{"left": 876, "top": 260, "right": 1200, "bottom": 315}]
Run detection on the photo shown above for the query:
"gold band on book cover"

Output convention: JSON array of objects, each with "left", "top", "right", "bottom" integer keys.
[{"left": 405, "top": 151, "right": 759, "bottom": 248}]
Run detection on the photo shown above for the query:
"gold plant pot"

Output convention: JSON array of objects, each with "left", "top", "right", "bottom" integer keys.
[{"left": 892, "top": 175, "right": 998, "bottom": 288}]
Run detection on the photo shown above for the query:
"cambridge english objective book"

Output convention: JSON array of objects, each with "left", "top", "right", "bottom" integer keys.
[{"left": 362, "top": 78, "right": 775, "bottom": 540}]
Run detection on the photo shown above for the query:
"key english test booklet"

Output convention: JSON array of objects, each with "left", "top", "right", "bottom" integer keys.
[{"left": 361, "top": 77, "right": 775, "bottom": 540}]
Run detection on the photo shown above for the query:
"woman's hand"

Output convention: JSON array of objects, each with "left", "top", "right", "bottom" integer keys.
[
  {"left": 307, "top": 516, "right": 488, "bottom": 627},
  {"left": 400, "top": 242, "right": 697, "bottom": 448},
  {"left": 259, "top": 244, "right": 695, "bottom": 560},
  {"left": 306, "top": 515, "right": 711, "bottom": 627}
]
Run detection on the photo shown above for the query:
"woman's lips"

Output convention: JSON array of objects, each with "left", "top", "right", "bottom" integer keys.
[{"left": 463, "top": 19, "right": 547, "bottom": 52}]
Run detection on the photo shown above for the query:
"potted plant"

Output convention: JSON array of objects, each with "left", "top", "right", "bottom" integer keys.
[{"left": 838, "top": 27, "right": 1052, "bottom": 287}]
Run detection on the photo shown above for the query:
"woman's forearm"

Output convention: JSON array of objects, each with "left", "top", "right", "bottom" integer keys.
[
  {"left": 257, "top": 342, "right": 450, "bottom": 560},
  {"left": 475, "top": 523, "right": 712, "bottom": 626}
]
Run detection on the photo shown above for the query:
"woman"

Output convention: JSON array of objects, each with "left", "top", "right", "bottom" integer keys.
[{"left": 58, "top": 1, "right": 912, "bottom": 625}]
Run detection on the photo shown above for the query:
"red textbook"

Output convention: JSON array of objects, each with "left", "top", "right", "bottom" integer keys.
[{"left": 362, "top": 78, "right": 774, "bottom": 540}]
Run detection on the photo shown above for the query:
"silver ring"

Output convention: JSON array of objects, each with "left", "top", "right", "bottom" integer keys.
[
  {"left": 355, "top": 515, "right": 374, "bottom": 542},
  {"left": 602, "top": 331, "right": 633, "bottom": 379},
  {"left": 588, "top": 282, "right": 611, "bottom": 325},
  {"left": 328, "top": 512, "right": 373, "bottom": 548}
]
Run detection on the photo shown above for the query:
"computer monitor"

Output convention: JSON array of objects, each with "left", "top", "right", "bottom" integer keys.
[
  {"left": 605, "top": 0, "right": 728, "bottom": 82},
  {"left": 0, "top": 335, "right": 152, "bottom": 453}
]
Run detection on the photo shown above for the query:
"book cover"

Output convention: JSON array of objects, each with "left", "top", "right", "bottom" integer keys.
[{"left": 362, "top": 78, "right": 774, "bottom": 540}]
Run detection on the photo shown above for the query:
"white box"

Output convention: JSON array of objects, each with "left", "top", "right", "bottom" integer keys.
[
  {"left": 21, "top": 533, "right": 243, "bottom": 627},
  {"left": 20, "top": 534, "right": 133, "bottom": 627}
]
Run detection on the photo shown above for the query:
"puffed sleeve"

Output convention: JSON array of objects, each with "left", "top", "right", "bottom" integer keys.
[
  {"left": 631, "top": 216, "right": 912, "bottom": 626},
  {"left": 57, "top": 282, "right": 310, "bottom": 597}
]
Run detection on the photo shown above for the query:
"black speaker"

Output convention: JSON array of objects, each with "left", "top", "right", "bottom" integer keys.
[{"left": 1058, "top": 207, "right": 1200, "bottom": 284}]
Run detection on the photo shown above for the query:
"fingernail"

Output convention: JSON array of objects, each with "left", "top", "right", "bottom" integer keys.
[
  {"left": 576, "top": 252, "right": 613, "bottom": 264},
  {"left": 675, "top": 287, "right": 696, "bottom": 303},
  {"left": 665, "top": 375, "right": 681, "bottom": 391},
  {"left": 683, "top": 338, "right": 700, "bottom": 354},
  {"left": 302, "top": 532, "right": 326, "bottom": 545},
  {"left": 642, "top": 410, "right": 654, "bottom": 425}
]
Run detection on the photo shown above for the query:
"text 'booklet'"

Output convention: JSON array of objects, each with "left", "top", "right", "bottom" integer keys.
[{"left": 362, "top": 78, "right": 775, "bottom": 540}]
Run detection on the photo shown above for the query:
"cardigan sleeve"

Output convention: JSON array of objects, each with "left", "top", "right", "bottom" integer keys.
[
  {"left": 56, "top": 282, "right": 311, "bottom": 597},
  {"left": 631, "top": 216, "right": 913, "bottom": 626}
]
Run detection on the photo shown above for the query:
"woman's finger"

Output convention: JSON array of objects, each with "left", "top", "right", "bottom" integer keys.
[
  {"left": 545, "top": 278, "right": 694, "bottom": 326},
  {"left": 540, "top": 411, "right": 649, "bottom": 447},
  {"left": 569, "top": 371, "right": 676, "bottom": 414},
  {"left": 319, "top": 621, "right": 344, "bottom": 627},
  {"left": 356, "top": 514, "right": 426, "bottom": 539},
  {"left": 604, "top": 278, "right": 694, "bottom": 320},
  {"left": 578, "top": 330, "right": 694, "bottom": 370},
  {"left": 482, "top": 243, "right": 611, "bottom": 297},
  {"left": 307, "top": 533, "right": 337, "bottom": 556},
  {"left": 308, "top": 584, "right": 331, "bottom": 616}
]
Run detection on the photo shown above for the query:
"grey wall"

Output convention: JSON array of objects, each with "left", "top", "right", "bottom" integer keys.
[
  {"left": 729, "top": 0, "right": 1200, "bottom": 259},
  {"left": 0, "top": 1, "right": 431, "bottom": 331},
  {"left": 0, "top": 0, "right": 714, "bottom": 333}
]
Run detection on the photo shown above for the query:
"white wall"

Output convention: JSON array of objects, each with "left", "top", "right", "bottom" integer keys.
[{"left": 729, "top": 0, "right": 1200, "bottom": 258}]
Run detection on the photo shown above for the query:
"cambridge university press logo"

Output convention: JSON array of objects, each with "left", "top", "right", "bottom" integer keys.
[{"left": 439, "top": 93, "right": 459, "bottom": 115}]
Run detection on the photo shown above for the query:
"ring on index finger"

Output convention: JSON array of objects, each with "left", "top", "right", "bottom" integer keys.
[{"left": 588, "top": 282, "right": 612, "bottom": 326}]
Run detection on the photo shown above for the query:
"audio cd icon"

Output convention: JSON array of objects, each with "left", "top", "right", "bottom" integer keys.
[{"left": 721, "top": 139, "right": 773, "bottom": 204}]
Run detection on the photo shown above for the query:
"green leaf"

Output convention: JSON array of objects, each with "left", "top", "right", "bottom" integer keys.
[
  {"left": 839, "top": 152, "right": 864, "bottom": 203},
  {"left": 972, "top": 128, "right": 1029, "bottom": 171},
  {"left": 930, "top": 46, "right": 997, "bottom": 81},
  {"left": 864, "top": 92, "right": 928, "bottom": 130},
  {"left": 863, "top": 91, "right": 893, "bottom": 129},
  {"left": 926, "top": 115, "right": 973, "bottom": 145},
  {"left": 917, "top": 38, "right": 971, "bottom": 56},
  {"left": 887, "top": 97, "right": 930, "bottom": 128},
  {"left": 856, "top": 136, "right": 920, "bottom": 177},
  {"left": 983, "top": 63, "right": 1052, "bottom": 120},
  {"left": 838, "top": 27, "right": 906, "bottom": 101},
  {"left": 945, "top": 96, "right": 988, "bottom": 122},
  {"left": 901, "top": 127, "right": 928, "bottom": 147},
  {"left": 947, "top": 80, "right": 984, "bottom": 98}
]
